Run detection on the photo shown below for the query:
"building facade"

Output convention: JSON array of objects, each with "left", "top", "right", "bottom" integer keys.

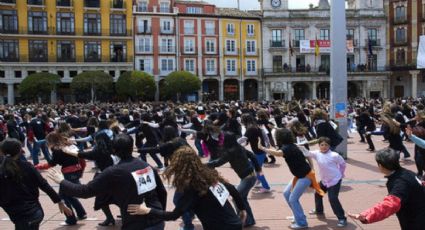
[
  {"left": 385, "top": 0, "right": 424, "bottom": 98},
  {"left": 133, "top": 0, "right": 261, "bottom": 101},
  {"left": 0, "top": 0, "right": 133, "bottom": 104},
  {"left": 261, "top": 0, "right": 390, "bottom": 101}
]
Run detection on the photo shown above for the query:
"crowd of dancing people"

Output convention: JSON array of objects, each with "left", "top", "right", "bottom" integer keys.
[{"left": 0, "top": 98, "right": 425, "bottom": 230}]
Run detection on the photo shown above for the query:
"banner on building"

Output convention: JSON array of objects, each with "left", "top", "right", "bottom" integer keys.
[
  {"left": 417, "top": 36, "right": 425, "bottom": 69},
  {"left": 300, "top": 40, "right": 354, "bottom": 54}
]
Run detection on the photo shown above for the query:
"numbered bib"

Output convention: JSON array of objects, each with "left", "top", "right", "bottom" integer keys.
[
  {"left": 209, "top": 182, "right": 229, "bottom": 207},
  {"left": 296, "top": 136, "right": 308, "bottom": 145},
  {"left": 131, "top": 167, "right": 157, "bottom": 195}
]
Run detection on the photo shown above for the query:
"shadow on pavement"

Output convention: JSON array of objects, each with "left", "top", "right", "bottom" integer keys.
[{"left": 346, "top": 158, "right": 378, "bottom": 173}]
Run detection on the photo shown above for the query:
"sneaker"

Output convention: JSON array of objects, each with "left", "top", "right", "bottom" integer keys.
[
  {"left": 308, "top": 209, "right": 324, "bottom": 215},
  {"left": 337, "top": 219, "right": 347, "bottom": 227},
  {"left": 78, "top": 215, "right": 87, "bottom": 220},
  {"left": 289, "top": 223, "right": 308, "bottom": 229},
  {"left": 60, "top": 222, "right": 76, "bottom": 226},
  {"left": 256, "top": 188, "right": 271, "bottom": 194}
]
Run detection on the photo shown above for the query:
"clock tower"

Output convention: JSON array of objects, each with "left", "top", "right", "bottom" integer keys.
[{"left": 259, "top": 0, "right": 288, "bottom": 10}]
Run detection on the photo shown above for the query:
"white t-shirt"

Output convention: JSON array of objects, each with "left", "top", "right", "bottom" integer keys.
[{"left": 304, "top": 150, "right": 346, "bottom": 188}]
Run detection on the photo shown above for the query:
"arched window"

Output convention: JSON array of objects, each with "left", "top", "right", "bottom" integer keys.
[{"left": 395, "top": 6, "right": 406, "bottom": 22}]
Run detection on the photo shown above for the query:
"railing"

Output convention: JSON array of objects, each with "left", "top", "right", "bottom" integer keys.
[
  {"left": 159, "top": 46, "right": 176, "bottom": 53},
  {"left": 27, "top": 0, "right": 44, "bottom": 5},
  {"left": 84, "top": 0, "right": 100, "bottom": 8},
  {"left": 262, "top": 65, "right": 390, "bottom": 74},
  {"left": 135, "top": 5, "right": 154, "bottom": 12},
  {"left": 0, "top": 56, "right": 19, "bottom": 62},
  {"left": 394, "top": 16, "right": 407, "bottom": 24},
  {"left": 203, "top": 48, "right": 217, "bottom": 55},
  {"left": 181, "top": 47, "right": 197, "bottom": 55},
  {"left": 0, "top": 0, "right": 16, "bottom": 4},
  {"left": 159, "top": 7, "right": 170, "bottom": 13},
  {"left": 205, "top": 29, "right": 215, "bottom": 35},
  {"left": 365, "top": 39, "right": 381, "bottom": 47},
  {"left": 135, "top": 46, "right": 153, "bottom": 53},
  {"left": 29, "top": 55, "right": 48, "bottom": 62},
  {"left": 292, "top": 40, "right": 301, "bottom": 48},
  {"left": 57, "top": 56, "right": 76, "bottom": 62},
  {"left": 137, "top": 27, "right": 152, "bottom": 34},
  {"left": 0, "top": 28, "right": 18, "bottom": 34},
  {"left": 110, "top": 55, "right": 127, "bottom": 62},
  {"left": 394, "top": 39, "right": 408, "bottom": 45},
  {"left": 160, "top": 27, "right": 175, "bottom": 34},
  {"left": 245, "top": 48, "right": 259, "bottom": 56},
  {"left": 56, "top": 0, "right": 72, "bottom": 7},
  {"left": 28, "top": 29, "right": 48, "bottom": 35},
  {"left": 269, "top": 40, "right": 285, "bottom": 48},
  {"left": 224, "top": 48, "right": 239, "bottom": 56},
  {"left": 110, "top": 0, "right": 125, "bottom": 9}
]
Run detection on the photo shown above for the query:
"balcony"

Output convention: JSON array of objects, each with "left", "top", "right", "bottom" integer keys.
[
  {"left": 135, "top": 5, "right": 153, "bottom": 12},
  {"left": 84, "top": 54, "right": 102, "bottom": 62},
  {"left": 160, "top": 27, "right": 175, "bottom": 35},
  {"left": 0, "top": 0, "right": 16, "bottom": 5},
  {"left": 245, "top": 48, "right": 259, "bottom": 56},
  {"left": 57, "top": 55, "right": 76, "bottom": 62},
  {"left": 292, "top": 40, "right": 301, "bottom": 48},
  {"left": 28, "top": 28, "right": 48, "bottom": 35},
  {"left": 159, "top": 46, "right": 176, "bottom": 54},
  {"left": 84, "top": 0, "right": 100, "bottom": 8},
  {"left": 159, "top": 7, "right": 170, "bottom": 13},
  {"left": 393, "top": 16, "right": 408, "bottom": 24},
  {"left": 110, "top": 0, "right": 126, "bottom": 10},
  {"left": 0, "top": 55, "right": 19, "bottom": 62},
  {"left": 394, "top": 38, "right": 408, "bottom": 46},
  {"left": 205, "top": 29, "right": 215, "bottom": 35},
  {"left": 110, "top": 54, "right": 127, "bottom": 62},
  {"left": 27, "top": 0, "right": 44, "bottom": 6},
  {"left": 269, "top": 40, "right": 285, "bottom": 48},
  {"left": 29, "top": 55, "right": 48, "bottom": 62},
  {"left": 224, "top": 48, "right": 239, "bottom": 56},
  {"left": 365, "top": 39, "right": 381, "bottom": 47},
  {"left": 137, "top": 27, "right": 152, "bottom": 34},
  {"left": 0, "top": 27, "right": 18, "bottom": 34},
  {"left": 110, "top": 29, "right": 131, "bottom": 36},
  {"left": 56, "top": 0, "right": 72, "bottom": 7},
  {"left": 136, "top": 46, "right": 152, "bottom": 53},
  {"left": 224, "top": 68, "right": 239, "bottom": 76}
]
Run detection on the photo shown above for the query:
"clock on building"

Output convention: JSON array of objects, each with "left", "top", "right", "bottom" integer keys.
[{"left": 271, "top": 0, "right": 281, "bottom": 8}]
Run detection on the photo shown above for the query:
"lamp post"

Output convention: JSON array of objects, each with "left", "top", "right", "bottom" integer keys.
[{"left": 330, "top": 0, "right": 348, "bottom": 158}]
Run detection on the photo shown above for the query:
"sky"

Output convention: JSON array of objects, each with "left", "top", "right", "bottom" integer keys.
[{"left": 204, "top": 0, "right": 316, "bottom": 10}]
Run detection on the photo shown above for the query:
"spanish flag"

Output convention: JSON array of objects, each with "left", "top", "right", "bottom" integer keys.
[{"left": 315, "top": 36, "right": 320, "bottom": 57}]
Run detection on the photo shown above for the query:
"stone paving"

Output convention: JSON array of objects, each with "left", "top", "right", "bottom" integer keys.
[{"left": 0, "top": 133, "right": 414, "bottom": 229}]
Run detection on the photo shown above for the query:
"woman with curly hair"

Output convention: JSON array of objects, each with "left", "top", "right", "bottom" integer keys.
[{"left": 127, "top": 146, "right": 247, "bottom": 230}]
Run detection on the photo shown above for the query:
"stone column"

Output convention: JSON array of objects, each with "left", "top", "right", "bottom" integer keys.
[
  {"left": 410, "top": 70, "right": 420, "bottom": 98},
  {"left": 312, "top": 81, "right": 317, "bottom": 99},
  {"left": 362, "top": 81, "right": 368, "bottom": 98},
  {"left": 219, "top": 80, "right": 224, "bottom": 101},
  {"left": 50, "top": 88, "right": 57, "bottom": 104},
  {"left": 287, "top": 81, "right": 293, "bottom": 101},
  {"left": 265, "top": 82, "right": 270, "bottom": 101},
  {"left": 7, "top": 83, "right": 14, "bottom": 105},
  {"left": 239, "top": 80, "right": 244, "bottom": 101}
]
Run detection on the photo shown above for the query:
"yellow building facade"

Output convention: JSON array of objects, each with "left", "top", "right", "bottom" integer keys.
[
  {"left": 218, "top": 9, "right": 262, "bottom": 101},
  {"left": 0, "top": 0, "right": 133, "bottom": 103}
]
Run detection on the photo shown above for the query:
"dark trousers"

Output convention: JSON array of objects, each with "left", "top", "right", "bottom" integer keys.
[
  {"left": 61, "top": 172, "right": 87, "bottom": 225},
  {"left": 315, "top": 180, "right": 346, "bottom": 220},
  {"left": 140, "top": 142, "right": 163, "bottom": 168},
  {"left": 14, "top": 208, "right": 44, "bottom": 230},
  {"left": 357, "top": 128, "right": 365, "bottom": 142},
  {"left": 415, "top": 146, "right": 425, "bottom": 177},
  {"left": 173, "top": 192, "right": 194, "bottom": 230},
  {"left": 365, "top": 134, "right": 375, "bottom": 150}
]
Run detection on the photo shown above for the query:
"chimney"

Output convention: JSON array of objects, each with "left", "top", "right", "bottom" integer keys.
[{"left": 318, "top": 0, "right": 330, "bottom": 9}]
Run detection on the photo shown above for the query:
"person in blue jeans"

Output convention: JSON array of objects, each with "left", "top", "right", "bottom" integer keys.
[
  {"left": 260, "top": 128, "right": 314, "bottom": 229},
  {"left": 31, "top": 139, "right": 51, "bottom": 166}
]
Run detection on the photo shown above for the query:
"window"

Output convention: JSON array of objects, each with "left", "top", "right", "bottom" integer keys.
[
  {"left": 227, "top": 23, "right": 235, "bottom": 35},
  {"left": 226, "top": 40, "right": 236, "bottom": 53},
  {"left": 206, "top": 59, "right": 216, "bottom": 74},
  {"left": 184, "top": 20, "right": 194, "bottom": 34},
  {"left": 320, "top": 29, "right": 330, "bottom": 40},
  {"left": 205, "top": 39, "right": 215, "bottom": 53},
  {"left": 396, "top": 28, "right": 406, "bottom": 43},
  {"left": 272, "top": 56, "right": 282, "bottom": 72},
  {"left": 0, "top": 40, "right": 18, "bottom": 61},
  {"left": 110, "top": 42, "right": 126, "bottom": 62},
  {"left": 29, "top": 40, "right": 47, "bottom": 62},
  {"left": 368, "top": 28, "right": 378, "bottom": 45},
  {"left": 271, "top": 29, "right": 282, "bottom": 47},
  {"left": 294, "top": 29, "right": 304, "bottom": 47},
  {"left": 246, "top": 40, "right": 256, "bottom": 54},
  {"left": 160, "top": 1, "right": 169, "bottom": 12},
  {"left": 395, "top": 6, "right": 406, "bottom": 22},
  {"left": 320, "top": 55, "right": 330, "bottom": 71},
  {"left": 84, "top": 0, "right": 100, "bottom": 7},
  {"left": 184, "top": 38, "right": 195, "bottom": 53},
  {"left": 247, "top": 24, "right": 254, "bottom": 36},
  {"left": 160, "top": 38, "right": 174, "bottom": 52},
  {"left": 28, "top": 11, "right": 47, "bottom": 34},
  {"left": 0, "top": 10, "right": 18, "bottom": 33},
  {"left": 138, "top": 1, "right": 148, "bottom": 12},
  {"left": 185, "top": 59, "right": 195, "bottom": 72},
  {"left": 160, "top": 58, "right": 174, "bottom": 73},
  {"left": 139, "top": 59, "right": 152, "bottom": 72},
  {"left": 56, "top": 13, "right": 74, "bottom": 34},
  {"left": 138, "top": 19, "right": 150, "bottom": 33},
  {"left": 346, "top": 29, "right": 354, "bottom": 40},
  {"left": 186, "top": 7, "right": 203, "bottom": 14},
  {"left": 84, "top": 13, "right": 101, "bottom": 35},
  {"left": 110, "top": 14, "right": 126, "bottom": 35},
  {"left": 161, "top": 20, "right": 172, "bottom": 33},
  {"left": 226, "top": 59, "right": 236, "bottom": 74},
  {"left": 246, "top": 60, "right": 256, "bottom": 73},
  {"left": 396, "top": 49, "right": 405, "bottom": 65},
  {"left": 205, "top": 21, "right": 215, "bottom": 35},
  {"left": 57, "top": 40, "right": 75, "bottom": 62},
  {"left": 137, "top": 37, "right": 151, "bottom": 52},
  {"left": 28, "top": 0, "right": 44, "bottom": 5},
  {"left": 84, "top": 41, "right": 101, "bottom": 62}
]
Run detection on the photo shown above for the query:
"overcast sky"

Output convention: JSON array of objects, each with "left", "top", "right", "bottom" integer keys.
[{"left": 204, "top": 0, "right": 316, "bottom": 10}]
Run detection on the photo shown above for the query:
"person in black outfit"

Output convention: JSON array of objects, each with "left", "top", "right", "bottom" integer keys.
[
  {"left": 208, "top": 132, "right": 261, "bottom": 227},
  {"left": 62, "top": 132, "right": 116, "bottom": 226},
  {"left": 349, "top": 148, "right": 425, "bottom": 229},
  {"left": 127, "top": 146, "right": 247, "bottom": 230},
  {"left": 29, "top": 111, "right": 51, "bottom": 166},
  {"left": 223, "top": 108, "right": 242, "bottom": 137},
  {"left": 0, "top": 138, "right": 71, "bottom": 230},
  {"left": 48, "top": 134, "right": 167, "bottom": 230},
  {"left": 312, "top": 109, "right": 343, "bottom": 151}
]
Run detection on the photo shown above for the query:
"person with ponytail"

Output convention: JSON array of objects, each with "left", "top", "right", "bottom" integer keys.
[{"left": 0, "top": 138, "right": 71, "bottom": 230}]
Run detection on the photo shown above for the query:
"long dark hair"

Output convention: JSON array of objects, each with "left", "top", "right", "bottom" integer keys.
[
  {"left": 0, "top": 138, "right": 23, "bottom": 183},
  {"left": 94, "top": 132, "right": 114, "bottom": 159}
]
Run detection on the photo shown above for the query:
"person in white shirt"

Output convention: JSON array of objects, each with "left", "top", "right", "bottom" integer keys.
[{"left": 302, "top": 137, "right": 347, "bottom": 228}]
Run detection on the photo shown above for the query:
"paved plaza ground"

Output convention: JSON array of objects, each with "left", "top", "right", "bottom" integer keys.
[{"left": 0, "top": 132, "right": 413, "bottom": 230}]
